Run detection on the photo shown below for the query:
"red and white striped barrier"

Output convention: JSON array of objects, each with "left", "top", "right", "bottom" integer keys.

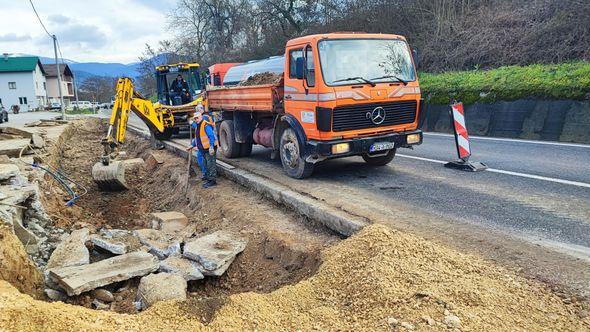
[{"left": 444, "top": 102, "right": 487, "bottom": 172}]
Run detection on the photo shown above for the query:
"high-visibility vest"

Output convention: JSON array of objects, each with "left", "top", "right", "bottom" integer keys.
[{"left": 196, "top": 120, "right": 217, "bottom": 150}]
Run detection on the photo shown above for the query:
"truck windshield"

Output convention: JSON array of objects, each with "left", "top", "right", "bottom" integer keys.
[{"left": 318, "top": 39, "right": 416, "bottom": 86}]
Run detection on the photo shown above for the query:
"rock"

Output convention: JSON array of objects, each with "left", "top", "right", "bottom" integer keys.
[
  {"left": 421, "top": 315, "right": 435, "bottom": 326},
  {"left": 46, "top": 228, "right": 89, "bottom": 270},
  {"left": 91, "top": 299, "right": 110, "bottom": 310},
  {"left": 150, "top": 211, "right": 188, "bottom": 234},
  {"left": 145, "top": 152, "right": 164, "bottom": 170},
  {"left": 92, "top": 289, "right": 114, "bottom": 303},
  {"left": 137, "top": 273, "right": 187, "bottom": 310},
  {"left": 44, "top": 288, "right": 67, "bottom": 302},
  {"left": 0, "top": 163, "right": 20, "bottom": 180},
  {"left": 159, "top": 256, "right": 204, "bottom": 281},
  {"left": 49, "top": 251, "right": 159, "bottom": 296},
  {"left": 444, "top": 314, "right": 461, "bottom": 328},
  {"left": 183, "top": 231, "right": 247, "bottom": 276},
  {"left": 133, "top": 229, "right": 181, "bottom": 259},
  {"left": 400, "top": 322, "right": 415, "bottom": 330},
  {"left": 387, "top": 317, "right": 399, "bottom": 326},
  {"left": 30, "top": 134, "right": 46, "bottom": 148}
]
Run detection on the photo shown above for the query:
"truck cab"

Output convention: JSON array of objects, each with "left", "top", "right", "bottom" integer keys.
[{"left": 207, "top": 32, "right": 425, "bottom": 178}]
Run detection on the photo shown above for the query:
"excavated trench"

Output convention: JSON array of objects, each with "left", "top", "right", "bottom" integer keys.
[{"left": 36, "top": 118, "right": 334, "bottom": 317}]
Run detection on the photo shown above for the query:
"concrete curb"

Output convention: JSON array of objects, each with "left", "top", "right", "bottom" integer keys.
[{"left": 126, "top": 125, "right": 367, "bottom": 237}]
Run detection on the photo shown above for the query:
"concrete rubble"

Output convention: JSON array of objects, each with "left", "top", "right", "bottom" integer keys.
[
  {"left": 133, "top": 229, "right": 181, "bottom": 259},
  {"left": 91, "top": 229, "right": 141, "bottom": 255},
  {"left": 46, "top": 228, "right": 90, "bottom": 270},
  {"left": 159, "top": 256, "right": 204, "bottom": 281},
  {"left": 150, "top": 211, "right": 188, "bottom": 234},
  {"left": 137, "top": 272, "right": 187, "bottom": 310},
  {"left": 49, "top": 251, "right": 159, "bottom": 296},
  {"left": 183, "top": 231, "right": 247, "bottom": 276}
]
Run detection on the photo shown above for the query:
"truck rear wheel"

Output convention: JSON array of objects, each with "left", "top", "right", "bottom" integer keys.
[
  {"left": 220, "top": 120, "right": 241, "bottom": 158},
  {"left": 362, "top": 149, "right": 396, "bottom": 166},
  {"left": 280, "top": 128, "right": 314, "bottom": 179}
]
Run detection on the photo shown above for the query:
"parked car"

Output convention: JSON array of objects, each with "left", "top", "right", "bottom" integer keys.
[
  {"left": 0, "top": 106, "right": 8, "bottom": 123},
  {"left": 68, "top": 101, "right": 93, "bottom": 110},
  {"left": 46, "top": 102, "right": 61, "bottom": 110}
]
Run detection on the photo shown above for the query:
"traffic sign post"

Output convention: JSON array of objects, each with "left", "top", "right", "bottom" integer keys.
[{"left": 444, "top": 102, "right": 488, "bottom": 172}]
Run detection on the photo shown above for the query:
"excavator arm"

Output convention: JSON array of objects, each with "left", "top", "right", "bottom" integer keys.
[{"left": 93, "top": 77, "right": 171, "bottom": 190}]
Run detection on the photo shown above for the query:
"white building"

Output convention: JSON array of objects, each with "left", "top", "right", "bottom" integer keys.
[{"left": 0, "top": 55, "right": 47, "bottom": 111}]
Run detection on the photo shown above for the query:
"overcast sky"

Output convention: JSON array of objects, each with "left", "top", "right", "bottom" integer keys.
[{"left": 0, "top": 0, "right": 176, "bottom": 64}]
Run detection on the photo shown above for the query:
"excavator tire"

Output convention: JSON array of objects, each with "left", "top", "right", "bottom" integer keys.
[{"left": 92, "top": 160, "right": 128, "bottom": 191}]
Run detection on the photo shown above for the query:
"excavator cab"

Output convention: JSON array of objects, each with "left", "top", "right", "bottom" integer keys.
[{"left": 155, "top": 63, "right": 203, "bottom": 106}]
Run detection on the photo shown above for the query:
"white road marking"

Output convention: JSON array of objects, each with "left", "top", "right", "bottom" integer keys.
[
  {"left": 398, "top": 154, "right": 590, "bottom": 189},
  {"left": 424, "top": 132, "right": 590, "bottom": 148}
]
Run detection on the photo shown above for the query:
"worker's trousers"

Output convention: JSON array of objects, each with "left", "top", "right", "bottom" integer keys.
[{"left": 198, "top": 149, "right": 217, "bottom": 182}]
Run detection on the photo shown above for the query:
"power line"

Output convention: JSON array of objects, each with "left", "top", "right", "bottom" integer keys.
[{"left": 28, "top": 0, "right": 52, "bottom": 38}]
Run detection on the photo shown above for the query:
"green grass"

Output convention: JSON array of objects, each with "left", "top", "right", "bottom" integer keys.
[
  {"left": 419, "top": 62, "right": 590, "bottom": 105},
  {"left": 65, "top": 108, "right": 96, "bottom": 115}
]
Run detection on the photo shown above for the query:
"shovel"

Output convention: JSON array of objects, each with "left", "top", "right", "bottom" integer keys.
[{"left": 185, "top": 124, "right": 193, "bottom": 193}]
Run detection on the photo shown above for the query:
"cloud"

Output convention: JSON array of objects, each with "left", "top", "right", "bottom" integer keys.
[
  {"left": 47, "top": 14, "right": 70, "bottom": 24},
  {"left": 57, "top": 23, "right": 108, "bottom": 48},
  {"left": 0, "top": 33, "right": 32, "bottom": 42}
]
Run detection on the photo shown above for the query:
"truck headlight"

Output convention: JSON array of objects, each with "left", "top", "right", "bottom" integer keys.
[
  {"left": 331, "top": 143, "right": 350, "bottom": 154},
  {"left": 407, "top": 134, "right": 421, "bottom": 144}
]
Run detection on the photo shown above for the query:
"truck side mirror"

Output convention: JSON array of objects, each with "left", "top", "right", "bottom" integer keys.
[
  {"left": 412, "top": 48, "right": 420, "bottom": 69},
  {"left": 295, "top": 57, "right": 305, "bottom": 80}
]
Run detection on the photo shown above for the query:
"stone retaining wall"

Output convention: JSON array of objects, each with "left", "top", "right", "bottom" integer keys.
[{"left": 423, "top": 100, "right": 590, "bottom": 143}]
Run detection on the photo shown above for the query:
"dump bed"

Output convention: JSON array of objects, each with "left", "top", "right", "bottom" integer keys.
[{"left": 206, "top": 83, "right": 284, "bottom": 113}]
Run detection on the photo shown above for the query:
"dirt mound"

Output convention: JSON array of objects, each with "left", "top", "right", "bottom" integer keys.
[
  {"left": 0, "top": 224, "right": 43, "bottom": 298},
  {"left": 238, "top": 72, "right": 282, "bottom": 86},
  {"left": 1, "top": 224, "right": 587, "bottom": 331}
]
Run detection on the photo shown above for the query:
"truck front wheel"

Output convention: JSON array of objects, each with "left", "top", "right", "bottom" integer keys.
[
  {"left": 362, "top": 149, "right": 396, "bottom": 166},
  {"left": 219, "top": 120, "right": 241, "bottom": 158},
  {"left": 280, "top": 128, "right": 314, "bottom": 179}
]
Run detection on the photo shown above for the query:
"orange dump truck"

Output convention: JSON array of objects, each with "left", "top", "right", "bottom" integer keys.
[{"left": 206, "top": 32, "right": 426, "bottom": 178}]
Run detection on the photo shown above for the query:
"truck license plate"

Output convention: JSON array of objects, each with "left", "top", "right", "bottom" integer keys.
[{"left": 370, "top": 142, "right": 395, "bottom": 152}]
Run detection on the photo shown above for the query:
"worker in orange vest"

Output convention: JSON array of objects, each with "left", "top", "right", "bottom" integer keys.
[{"left": 187, "top": 110, "right": 218, "bottom": 188}]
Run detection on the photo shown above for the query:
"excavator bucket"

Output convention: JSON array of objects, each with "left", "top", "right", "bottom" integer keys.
[{"left": 92, "top": 160, "right": 128, "bottom": 191}]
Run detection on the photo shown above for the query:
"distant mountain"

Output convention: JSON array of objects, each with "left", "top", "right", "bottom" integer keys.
[{"left": 36, "top": 56, "right": 139, "bottom": 84}]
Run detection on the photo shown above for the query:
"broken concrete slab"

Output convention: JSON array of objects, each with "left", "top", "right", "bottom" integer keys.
[
  {"left": 0, "top": 163, "right": 20, "bottom": 181},
  {"left": 30, "top": 133, "right": 46, "bottom": 149},
  {"left": 183, "top": 231, "right": 247, "bottom": 276},
  {"left": 137, "top": 273, "right": 187, "bottom": 309},
  {"left": 145, "top": 152, "right": 164, "bottom": 170},
  {"left": 133, "top": 229, "right": 181, "bottom": 259},
  {"left": 150, "top": 211, "right": 188, "bottom": 234},
  {"left": 0, "top": 139, "right": 30, "bottom": 158},
  {"left": 159, "top": 256, "right": 204, "bottom": 281},
  {"left": 49, "top": 251, "right": 159, "bottom": 296},
  {"left": 91, "top": 229, "right": 142, "bottom": 255},
  {"left": 46, "top": 228, "right": 89, "bottom": 270},
  {"left": 91, "top": 235, "right": 127, "bottom": 255}
]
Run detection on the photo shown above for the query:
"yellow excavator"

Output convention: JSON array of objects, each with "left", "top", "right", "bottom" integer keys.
[{"left": 92, "top": 63, "right": 203, "bottom": 190}]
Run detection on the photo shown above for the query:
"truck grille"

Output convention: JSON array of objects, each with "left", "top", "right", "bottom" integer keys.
[{"left": 332, "top": 100, "right": 417, "bottom": 132}]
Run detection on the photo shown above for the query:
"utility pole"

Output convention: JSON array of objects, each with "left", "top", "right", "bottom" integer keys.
[{"left": 53, "top": 34, "right": 65, "bottom": 119}]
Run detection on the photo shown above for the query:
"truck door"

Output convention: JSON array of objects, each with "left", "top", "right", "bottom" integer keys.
[{"left": 284, "top": 44, "right": 319, "bottom": 138}]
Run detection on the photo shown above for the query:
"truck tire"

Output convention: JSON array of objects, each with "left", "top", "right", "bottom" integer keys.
[
  {"left": 220, "top": 120, "right": 241, "bottom": 158},
  {"left": 239, "top": 142, "right": 253, "bottom": 157},
  {"left": 362, "top": 149, "right": 396, "bottom": 166},
  {"left": 280, "top": 128, "right": 314, "bottom": 179}
]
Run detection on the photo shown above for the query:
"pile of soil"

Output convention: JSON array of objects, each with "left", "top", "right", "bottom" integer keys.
[
  {"left": 1, "top": 224, "right": 587, "bottom": 330},
  {"left": 0, "top": 224, "right": 43, "bottom": 298},
  {"left": 238, "top": 72, "right": 282, "bottom": 86}
]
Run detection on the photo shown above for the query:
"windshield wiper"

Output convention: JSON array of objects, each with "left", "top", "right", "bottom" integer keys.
[
  {"left": 332, "top": 76, "right": 376, "bottom": 87},
  {"left": 369, "top": 75, "right": 408, "bottom": 86}
]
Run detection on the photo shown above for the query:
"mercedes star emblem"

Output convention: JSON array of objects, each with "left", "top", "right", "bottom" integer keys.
[{"left": 366, "top": 106, "right": 386, "bottom": 125}]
